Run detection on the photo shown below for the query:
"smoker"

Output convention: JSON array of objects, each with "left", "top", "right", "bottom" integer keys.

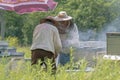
[{"left": 107, "top": 32, "right": 120, "bottom": 55}]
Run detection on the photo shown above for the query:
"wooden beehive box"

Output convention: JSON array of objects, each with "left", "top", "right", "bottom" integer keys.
[{"left": 107, "top": 32, "right": 120, "bottom": 55}]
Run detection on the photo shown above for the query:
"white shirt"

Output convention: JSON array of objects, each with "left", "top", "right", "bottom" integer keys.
[{"left": 31, "top": 23, "right": 62, "bottom": 54}]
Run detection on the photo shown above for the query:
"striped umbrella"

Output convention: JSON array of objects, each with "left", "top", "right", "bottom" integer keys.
[{"left": 0, "top": 0, "right": 57, "bottom": 14}]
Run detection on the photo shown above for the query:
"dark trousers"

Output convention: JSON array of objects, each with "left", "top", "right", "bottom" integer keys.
[
  {"left": 31, "top": 49, "right": 56, "bottom": 72},
  {"left": 59, "top": 53, "right": 70, "bottom": 66}
]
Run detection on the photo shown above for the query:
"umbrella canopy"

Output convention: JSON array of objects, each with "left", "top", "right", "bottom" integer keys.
[{"left": 0, "top": 0, "right": 57, "bottom": 14}]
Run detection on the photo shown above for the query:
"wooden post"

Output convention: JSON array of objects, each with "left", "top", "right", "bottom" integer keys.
[{"left": 0, "top": 12, "right": 5, "bottom": 40}]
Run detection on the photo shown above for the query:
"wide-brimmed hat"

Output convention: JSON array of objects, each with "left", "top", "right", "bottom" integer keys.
[
  {"left": 53, "top": 11, "right": 72, "bottom": 21},
  {"left": 40, "top": 16, "right": 56, "bottom": 24},
  {"left": 40, "top": 16, "right": 59, "bottom": 27}
]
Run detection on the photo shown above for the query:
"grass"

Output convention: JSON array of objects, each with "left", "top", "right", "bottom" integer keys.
[
  {"left": 0, "top": 46, "right": 120, "bottom": 80},
  {"left": 16, "top": 46, "right": 31, "bottom": 58}
]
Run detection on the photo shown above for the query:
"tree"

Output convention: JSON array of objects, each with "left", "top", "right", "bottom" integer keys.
[{"left": 1, "top": 0, "right": 120, "bottom": 45}]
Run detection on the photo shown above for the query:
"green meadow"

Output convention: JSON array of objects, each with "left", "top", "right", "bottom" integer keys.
[{"left": 0, "top": 47, "right": 120, "bottom": 80}]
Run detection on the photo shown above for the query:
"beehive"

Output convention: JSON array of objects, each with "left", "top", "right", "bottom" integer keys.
[{"left": 107, "top": 32, "right": 120, "bottom": 55}]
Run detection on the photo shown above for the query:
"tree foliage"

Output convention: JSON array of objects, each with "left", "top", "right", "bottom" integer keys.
[{"left": 1, "top": 0, "right": 120, "bottom": 45}]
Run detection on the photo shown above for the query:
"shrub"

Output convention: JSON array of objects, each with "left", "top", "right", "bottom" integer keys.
[{"left": 5, "top": 36, "right": 19, "bottom": 47}]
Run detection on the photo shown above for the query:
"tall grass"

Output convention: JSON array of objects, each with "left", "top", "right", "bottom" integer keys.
[
  {"left": 0, "top": 46, "right": 120, "bottom": 80},
  {"left": 16, "top": 46, "right": 31, "bottom": 58}
]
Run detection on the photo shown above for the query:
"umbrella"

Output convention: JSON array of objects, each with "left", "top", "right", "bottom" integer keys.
[{"left": 0, "top": 0, "right": 57, "bottom": 14}]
